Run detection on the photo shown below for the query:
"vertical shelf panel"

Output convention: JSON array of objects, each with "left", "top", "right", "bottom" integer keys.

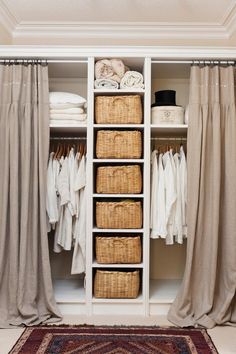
[
  {"left": 86, "top": 56, "right": 95, "bottom": 315},
  {"left": 143, "top": 57, "right": 151, "bottom": 316}
]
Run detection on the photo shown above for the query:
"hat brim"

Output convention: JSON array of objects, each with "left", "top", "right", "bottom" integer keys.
[{"left": 151, "top": 102, "right": 177, "bottom": 107}]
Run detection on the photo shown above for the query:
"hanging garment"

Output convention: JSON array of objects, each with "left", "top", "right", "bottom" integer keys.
[
  {"left": 46, "top": 152, "right": 59, "bottom": 225},
  {"left": 71, "top": 155, "right": 87, "bottom": 274},
  {"left": 173, "top": 152, "right": 183, "bottom": 244},
  {"left": 156, "top": 153, "right": 167, "bottom": 238},
  {"left": 163, "top": 151, "right": 177, "bottom": 245},
  {"left": 150, "top": 150, "right": 159, "bottom": 238}
]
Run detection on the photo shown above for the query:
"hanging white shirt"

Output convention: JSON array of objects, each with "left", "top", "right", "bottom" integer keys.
[
  {"left": 46, "top": 152, "right": 59, "bottom": 225},
  {"left": 71, "top": 155, "right": 86, "bottom": 274},
  {"left": 173, "top": 152, "right": 183, "bottom": 244},
  {"left": 150, "top": 150, "right": 159, "bottom": 238},
  {"left": 155, "top": 153, "right": 167, "bottom": 238},
  {"left": 163, "top": 150, "right": 177, "bottom": 245}
]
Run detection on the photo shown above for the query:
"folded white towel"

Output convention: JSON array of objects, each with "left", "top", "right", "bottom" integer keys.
[
  {"left": 50, "top": 119, "right": 87, "bottom": 125},
  {"left": 50, "top": 113, "right": 87, "bottom": 121},
  {"left": 49, "top": 92, "right": 86, "bottom": 106},
  {"left": 120, "top": 71, "right": 144, "bottom": 89},
  {"left": 50, "top": 103, "right": 85, "bottom": 110},
  {"left": 94, "top": 78, "right": 119, "bottom": 89},
  {"left": 50, "top": 107, "right": 84, "bottom": 114}
]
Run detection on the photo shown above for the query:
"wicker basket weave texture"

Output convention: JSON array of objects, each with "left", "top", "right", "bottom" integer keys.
[
  {"left": 96, "top": 130, "right": 142, "bottom": 159},
  {"left": 96, "top": 165, "right": 142, "bottom": 194},
  {"left": 96, "top": 236, "right": 141, "bottom": 264},
  {"left": 94, "top": 270, "right": 140, "bottom": 298},
  {"left": 95, "top": 95, "right": 143, "bottom": 124},
  {"left": 96, "top": 201, "right": 142, "bottom": 229}
]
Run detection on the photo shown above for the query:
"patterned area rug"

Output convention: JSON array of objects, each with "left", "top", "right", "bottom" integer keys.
[{"left": 9, "top": 325, "right": 218, "bottom": 354}]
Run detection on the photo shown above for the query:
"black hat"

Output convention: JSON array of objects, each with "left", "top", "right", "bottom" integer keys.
[{"left": 151, "top": 90, "right": 176, "bottom": 107}]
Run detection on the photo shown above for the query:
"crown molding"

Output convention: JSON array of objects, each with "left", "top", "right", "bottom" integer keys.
[
  {"left": 0, "top": 1, "right": 18, "bottom": 35},
  {"left": 222, "top": 2, "right": 236, "bottom": 37},
  {"left": 11, "top": 21, "right": 228, "bottom": 40},
  {"left": 1, "top": 45, "right": 236, "bottom": 60}
]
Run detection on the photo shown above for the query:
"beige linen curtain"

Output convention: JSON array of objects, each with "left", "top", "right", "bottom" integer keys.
[
  {"left": 168, "top": 64, "right": 236, "bottom": 328},
  {"left": 0, "top": 63, "right": 61, "bottom": 327}
]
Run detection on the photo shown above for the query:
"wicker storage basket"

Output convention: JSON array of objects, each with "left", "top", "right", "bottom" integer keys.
[
  {"left": 96, "top": 236, "right": 142, "bottom": 264},
  {"left": 96, "top": 201, "right": 142, "bottom": 229},
  {"left": 96, "top": 165, "right": 142, "bottom": 194},
  {"left": 95, "top": 95, "right": 142, "bottom": 124},
  {"left": 94, "top": 269, "right": 140, "bottom": 298},
  {"left": 96, "top": 130, "right": 142, "bottom": 159}
]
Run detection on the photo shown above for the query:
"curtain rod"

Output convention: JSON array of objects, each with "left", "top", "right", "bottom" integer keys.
[
  {"left": 151, "top": 60, "right": 235, "bottom": 64},
  {"left": 0, "top": 59, "right": 88, "bottom": 64}
]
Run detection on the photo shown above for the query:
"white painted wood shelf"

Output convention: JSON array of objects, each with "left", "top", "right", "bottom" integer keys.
[
  {"left": 94, "top": 124, "right": 144, "bottom": 129},
  {"left": 92, "top": 261, "right": 144, "bottom": 268},
  {"left": 93, "top": 228, "right": 144, "bottom": 233},
  {"left": 149, "top": 279, "right": 182, "bottom": 304},
  {"left": 93, "top": 194, "right": 144, "bottom": 198},
  {"left": 53, "top": 279, "right": 85, "bottom": 304},
  {"left": 93, "top": 159, "right": 144, "bottom": 163},
  {"left": 94, "top": 88, "right": 145, "bottom": 95},
  {"left": 92, "top": 294, "right": 143, "bottom": 303}
]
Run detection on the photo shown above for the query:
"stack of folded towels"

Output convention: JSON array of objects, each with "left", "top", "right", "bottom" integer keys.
[
  {"left": 94, "top": 59, "right": 145, "bottom": 89},
  {"left": 49, "top": 92, "right": 87, "bottom": 125}
]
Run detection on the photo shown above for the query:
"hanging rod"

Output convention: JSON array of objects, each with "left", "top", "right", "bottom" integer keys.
[
  {"left": 0, "top": 59, "right": 88, "bottom": 64},
  {"left": 151, "top": 137, "right": 187, "bottom": 140},
  {"left": 50, "top": 136, "right": 87, "bottom": 140},
  {"left": 151, "top": 60, "right": 235, "bottom": 64}
]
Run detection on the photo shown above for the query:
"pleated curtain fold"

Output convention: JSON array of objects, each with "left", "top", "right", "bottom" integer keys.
[
  {"left": 168, "top": 64, "right": 236, "bottom": 328},
  {"left": 0, "top": 63, "right": 61, "bottom": 327}
]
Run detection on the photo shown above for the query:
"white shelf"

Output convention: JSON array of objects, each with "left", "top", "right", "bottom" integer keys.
[
  {"left": 94, "top": 88, "right": 145, "bottom": 95},
  {"left": 50, "top": 124, "right": 87, "bottom": 135},
  {"left": 151, "top": 124, "right": 187, "bottom": 135},
  {"left": 53, "top": 279, "right": 85, "bottom": 303},
  {"left": 92, "top": 294, "right": 143, "bottom": 303},
  {"left": 93, "top": 159, "right": 144, "bottom": 163},
  {"left": 93, "top": 193, "right": 144, "bottom": 198},
  {"left": 93, "top": 228, "right": 143, "bottom": 233},
  {"left": 94, "top": 124, "right": 144, "bottom": 129},
  {"left": 92, "top": 261, "right": 144, "bottom": 268},
  {"left": 149, "top": 279, "right": 182, "bottom": 304}
]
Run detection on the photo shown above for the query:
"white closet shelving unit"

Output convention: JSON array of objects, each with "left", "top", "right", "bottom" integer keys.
[
  {"left": 41, "top": 56, "right": 190, "bottom": 317},
  {"left": 2, "top": 46, "right": 233, "bottom": 319},
  {"left": 87, "top": 57, "right": 151, "bottom": 316}
]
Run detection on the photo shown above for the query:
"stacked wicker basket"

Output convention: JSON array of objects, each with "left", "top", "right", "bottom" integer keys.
[{"left": 94, "top": 93, "right": 144, "bottom": 299}]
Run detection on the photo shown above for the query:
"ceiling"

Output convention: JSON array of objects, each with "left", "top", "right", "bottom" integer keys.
[{"left": 0, "top": 0, "right": 236, "bottom": 45}]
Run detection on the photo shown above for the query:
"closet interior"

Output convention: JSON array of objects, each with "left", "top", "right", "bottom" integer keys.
[
  {"left": 48, "top": 60, "right": 88, "bottom": 314},
  {"left": 45, "top": 56, "right": 191, "bottom": 317}
]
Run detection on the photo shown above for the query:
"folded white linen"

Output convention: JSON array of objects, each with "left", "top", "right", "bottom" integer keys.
[
  {"left": 95, "top": 59, "right": 129, "bottom": 83},
  {"left": 49, "top": 92, "right": 86, "bottom": 106},
  {"left": 50, "top": 103, "right": 84, "bottom": 109},
  {"left": 94, "top": 78, "right": 119, "bottom": 89},
  {"left": 50, "top": 113, "right": 87, "bottom": 121},
  {"left": 50, "top": 119, "right": 87, "bottom": 125},
  {"left": 120, "top": 71, "right": 145, "bottom": 89},
  {"left": 50, "top": 107, "right": 84, "bottom": 114}
]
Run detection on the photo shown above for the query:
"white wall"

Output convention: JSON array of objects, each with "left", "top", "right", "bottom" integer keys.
[{"left": 0, "top": 24, "right": 12, "bottom": 44}]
